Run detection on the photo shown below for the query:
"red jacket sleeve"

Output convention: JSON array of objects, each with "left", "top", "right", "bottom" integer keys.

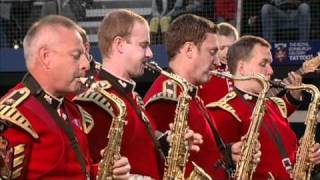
[
  {"left": 207, "top": 108, "right": 243, "bottom": 144},
  {"left": 0, "top": 125, "right": 33, "bottom": 180},
  {"left": 76, "top": 101, "right": 112, "bottom": 164},
  {"left": 145, "top": 100, "right": 177, "bottom": 132}
]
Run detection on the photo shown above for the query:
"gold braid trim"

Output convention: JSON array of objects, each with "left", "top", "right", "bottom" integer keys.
[
  {"left": 206, "top": 91, "right": 242, "bottom": 122},
  {"left": 0, "top": 88, "right": 38, "bottom": 139},
  {"left": 11, "top": 144, "right": 25, "bottom": 179},
  {"left": 133, "top": 92, "right": 145, "bottom": 109},
  {"left": 77, "top": 105, "right": 94, "bottom": 134},
  {"left": 75, "top": 80, "right": 115, "bottom": 117},
  {"left": 144, "top": 79, "right": 178, "bottom": 107},
  {"left": 269, "top": 97, "right": 287, "bottom": 118}
]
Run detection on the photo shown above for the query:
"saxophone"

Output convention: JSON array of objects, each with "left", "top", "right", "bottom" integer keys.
[
  {"left": 211, "top": 70, "right": 270, "bottom": 180},
  {"left": 145, "top": 62, "right": 212, "bottom": 180},
  {"left": 285, "top": 84, "right": 320, "bottom": 180},
  {"left": 90, "top": 82, "right": 127, "bottom": 180}
]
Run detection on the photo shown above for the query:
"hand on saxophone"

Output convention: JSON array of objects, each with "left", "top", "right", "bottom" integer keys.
[
  {"left": 230, "top": 141, "right": 241, "bottom": 162},
  {"left": 111, "top": 157, "right": 131, "bottom": 180},
  {"left": 252, "top": 141, "right": 262, "bottom": 165},
  {"left": 184, "top": 129, "right": 203, "bottom": 152},
  {"left": 309, "top": 143, "right": 320, "bottom": 165},
  {"left": 283, "top": 71, "right": 303, "bottom": 100},
  {"left": 99, "top": 149, "right": 131, "bottom": 180},
  {"left": 230, "top": 140, "right": 262, "bottom": 164},
  {"left": 168, "top": 123, "right": 203, "bottom": 152}
]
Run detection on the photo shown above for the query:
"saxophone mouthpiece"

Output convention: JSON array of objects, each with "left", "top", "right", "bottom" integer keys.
[
  {"left": 210, "top": 70, "right": 232, "bottom": 79},
  {"left": 144, "top": 61, "right": 162, "bottom": 74},
  {"left": 270, "top": 79, "right": 286, "bottom": 88}
]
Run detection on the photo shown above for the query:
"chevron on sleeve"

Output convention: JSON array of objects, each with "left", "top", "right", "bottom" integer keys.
[
  {"left": 77, "top": 105, "right": 94, "bottom": 134},
  {"left": 11, "top": 144, "right": 26, "bottom": 179}
]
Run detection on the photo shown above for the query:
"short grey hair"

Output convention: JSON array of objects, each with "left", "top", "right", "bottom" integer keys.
[{"left": 23, "top": 15, "right": 80, "bottom": 70}]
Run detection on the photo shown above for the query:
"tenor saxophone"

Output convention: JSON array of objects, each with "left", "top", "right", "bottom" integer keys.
[
  {"left": 211, "top": 70, "right": 270, "bottom": 180},
  {"left": 145, "top": 62, "right": 212, "bottom": 180},
  {"left": 90, "top": 82, "right": 127, "bottom": 180},
  {"left": 285, "top": 84, "right": 320, "bottom": 180}
]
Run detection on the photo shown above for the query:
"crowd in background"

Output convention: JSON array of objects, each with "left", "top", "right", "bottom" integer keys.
[{"left": 1, "top": 0, "right": 320, "bottom": 48}]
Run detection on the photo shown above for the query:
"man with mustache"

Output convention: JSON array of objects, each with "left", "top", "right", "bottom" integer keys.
[{"left": 0, "top": 15, "right": 130, "bottom": 179}]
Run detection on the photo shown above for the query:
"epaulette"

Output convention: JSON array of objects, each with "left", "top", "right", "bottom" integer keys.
[
  {"left": 0, "top": 88, "right": 38, "bottom": 139},
  {"left": 206, "top": 91, "right": 242, "bottom": 122},
  {"left": 77, "top": 105, "right": 94, "bottom": 134},
  {"left": 75, "top": 80, "right": 115, "bottom": 117},
  {"left": 144, "top": 79, "right": 179, "bottom": 107},
  {"left": 270, "top": 97, "right": 287, "bottom": 118}
]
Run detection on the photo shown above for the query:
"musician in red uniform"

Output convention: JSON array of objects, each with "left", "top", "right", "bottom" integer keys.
[
  {"left": 207, "top": 35, "right": 320, "bottom": 179},
  {"left": 74, "top": 10, "right": 201, "bottom": 180},
  {"left": 0, "top": 15, "right": 130, "bottom": 180},
  {"left": 144, "top": 14, "right": 261, "bottom": 179},
  {"left": 199, "top": 23, "right": 238, "bottom": 104}
]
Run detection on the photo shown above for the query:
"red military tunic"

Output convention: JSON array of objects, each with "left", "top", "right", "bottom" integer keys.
[
  {"left": 207, "top": 89, "right": 299, "bottom": 180},
  {"left": 144, "top": 74, "right": 228, "bottom": 179},
  {"left": 199, "top": 65, "right": 233, "bottom": 105},
  {"left": 199, "top": 74, "right": 234, "bottom": 105},
  {"left": 0, "top": 74, "right": 94, "bottom": 180},
  {"left": 75, "top": 69, "right": 162, "bottom": 179}
]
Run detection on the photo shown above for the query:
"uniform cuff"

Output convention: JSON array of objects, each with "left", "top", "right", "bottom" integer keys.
[{"left": 285, "top": 92, "right": 302, "bottom": 106}]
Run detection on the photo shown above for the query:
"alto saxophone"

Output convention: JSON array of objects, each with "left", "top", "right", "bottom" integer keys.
[
  {"left": 145, "top": 62, "right": 212, "bottom": 180},
  {"left": 211, "top": 70, "right": 270, "bottom": 180},
  {"left": 90, "top": 82, "right": 127, "bottom": 180},
  {"left": 285, "top": 84, "right": 320, "bottom": 180}
]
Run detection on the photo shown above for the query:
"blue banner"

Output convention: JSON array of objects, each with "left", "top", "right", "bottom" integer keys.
[{"left": 271, "top": 41, "right": 320, "bottom": 65}]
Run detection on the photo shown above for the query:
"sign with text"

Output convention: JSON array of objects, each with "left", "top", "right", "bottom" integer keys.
[{"left": 271, "top": 41, "right": 320, "bottom": 65}]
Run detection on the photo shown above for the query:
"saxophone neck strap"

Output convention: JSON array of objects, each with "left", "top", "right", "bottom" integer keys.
[
  {"left": 234, "top": 88, "right": 293, "bottom": 174},
  {"left": 194, "top": 97, "right": 235, "bottom": 178},
  {"left": 22, "top": 74, "right": 89, "bottom": 179},
  {"left": 105, "top": 75, "right": 166, "bottom": 161}
]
